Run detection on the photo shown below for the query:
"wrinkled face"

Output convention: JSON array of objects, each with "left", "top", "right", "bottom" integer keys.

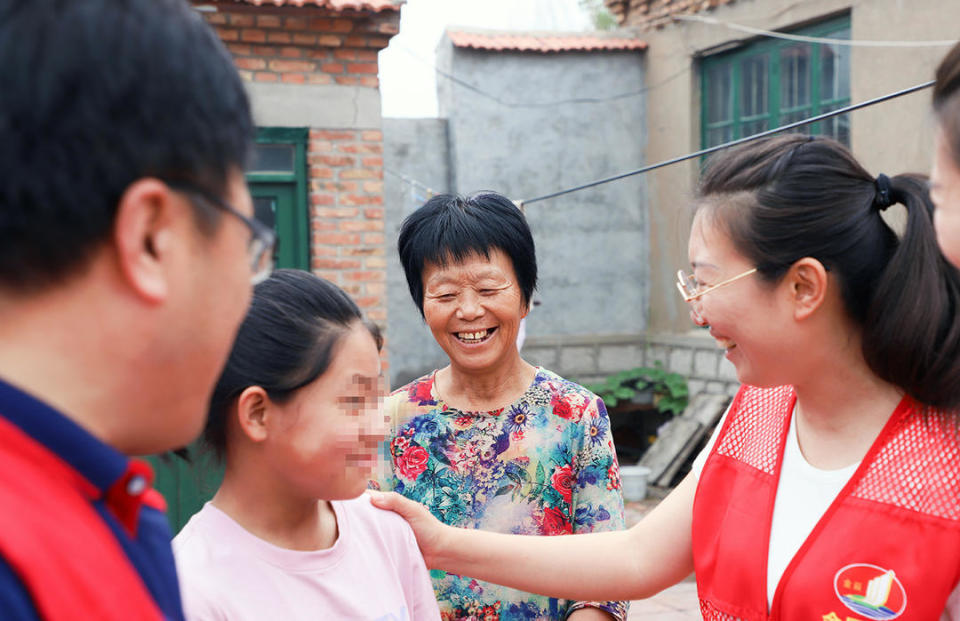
[
  {"left": 687, "top": 210, "right": 787, "bottom": 387},
  {"left": 166, "top": 170, "right": 255, "bottom": 449},
  {"left": 930, "top": 128, "right": 960, "bottom": 268},
  {"left": 266, "top": 323, "right": 386, "bottom": 500},
  {"left": 421, "top": 249, "right": 528, "bottom": 375}
]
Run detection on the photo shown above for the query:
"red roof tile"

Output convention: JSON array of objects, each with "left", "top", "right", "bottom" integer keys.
[
  {"left": 446, "top": 29, "right": 647, "bottom": 53},
  {"left": 605, "top": 0, "right": 737, "bottom": 29},
  {"left": 227, "top": 0, "right": 400, "bottom": 11}
]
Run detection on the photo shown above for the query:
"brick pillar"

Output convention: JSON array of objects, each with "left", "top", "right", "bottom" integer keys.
[
  {"left": 309, "top": 128, "right": 388, "bottom": 371},
  {"left": 198, "top": 2, "right": 398, "bottom": 371}
]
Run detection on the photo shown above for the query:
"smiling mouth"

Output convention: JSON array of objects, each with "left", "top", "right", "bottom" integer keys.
[{"left": 455, "top": 327, "right": 497, "bottom": 344}]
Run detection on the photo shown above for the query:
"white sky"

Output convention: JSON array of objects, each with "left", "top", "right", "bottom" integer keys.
[{"left": 379, "top": 0, "right": 593, "bottom": 118}]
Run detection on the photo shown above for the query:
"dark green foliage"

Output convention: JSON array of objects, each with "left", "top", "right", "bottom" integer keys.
[{"left": 584, "top": 362, "right": 689, "bottom": 415}]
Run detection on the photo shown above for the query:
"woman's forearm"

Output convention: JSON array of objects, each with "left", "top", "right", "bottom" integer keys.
[
  {"left": 370, "top": 471, "right": 696, "bottom": 602},
  {"left": 432, "top": 525, "right": 641, "bottom": 601}
]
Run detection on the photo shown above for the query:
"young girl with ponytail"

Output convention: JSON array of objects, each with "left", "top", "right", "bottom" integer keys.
[
  {"left": 372, "top": 135, "right": 960, "bottom": 620},
  {"left": 173, "top": 270, "right": 440, "bottom": 621}
]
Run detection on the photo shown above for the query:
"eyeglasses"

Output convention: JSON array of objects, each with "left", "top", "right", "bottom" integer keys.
[
  {"left": 167, "top": 182, "right": 276, "bottom": 285},
  {"left": 675, "top": 267, "right": 757, "bottom": 303}
]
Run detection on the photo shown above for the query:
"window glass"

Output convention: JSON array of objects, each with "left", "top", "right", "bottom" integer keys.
[
  {"left": 820, "top": 27, "right": 851, "bottom": 143},
  {"left": 253, "top": 196, "right": 277, "bottom": 230},
  {"left": 250, "top": 144, "right": 295, "bottom": 173},
  {"left": 780, "top": 43, "right": 812, "bottom": 128},
  {"left": 740, "top": 53, "right": 769, "bottom": 137},
  {"left": 705, "top": 63, "right": 734, "bottom": 147},
  {"left": 820, "top": 28, "right": 850, "bottom": 101},
  {"left": 701, "top": 17, "right": 851, "bottom": 148}
]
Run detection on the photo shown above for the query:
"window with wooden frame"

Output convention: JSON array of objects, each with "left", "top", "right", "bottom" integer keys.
[
  {"left": 701, "top": 15, "right": 851, "bottom": 149},
  {"left": 247, "top": 127, "right": 310, "bottom": 271}
]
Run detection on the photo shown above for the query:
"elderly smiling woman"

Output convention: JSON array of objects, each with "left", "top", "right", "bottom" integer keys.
[{"left": 375, "top": 192, "right": 627, "bottom": 621}]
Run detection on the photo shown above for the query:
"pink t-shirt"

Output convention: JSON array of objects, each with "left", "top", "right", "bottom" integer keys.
[{"left": 172, "top": 495, "right": 440, "bottom": 621}]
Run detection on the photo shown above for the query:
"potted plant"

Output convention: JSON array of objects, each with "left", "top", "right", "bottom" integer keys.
[{"left": 584, "top": 362, "right": 689, "bottom": 463}]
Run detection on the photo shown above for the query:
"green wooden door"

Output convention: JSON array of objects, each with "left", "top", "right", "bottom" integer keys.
[
  {"left": 149, "top": 129, "right": 309, "bottom": 533},
  {"left": 251, "top": 183, "right": 306, "bottom": 271},
  {"left": 149, "top": 446, "right": 223, "bottom": 532}
]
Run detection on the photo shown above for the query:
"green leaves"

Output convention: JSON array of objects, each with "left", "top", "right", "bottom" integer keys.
[{"left": 583, "top": 361, "right": 688, "bottom": 415}]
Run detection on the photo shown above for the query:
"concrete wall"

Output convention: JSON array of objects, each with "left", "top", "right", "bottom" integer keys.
[
  {"left": 439, "top": 41, "right": 649, "bottom": 339},
  {"left": 383, "top": 42, "right": 649, "bottom": 388},
  {"left": 522, "top": 333, "right": 740, "bottom": 397},
  {"left": 383, "top": 118, "right": 452, "bottom": 386},
  {"left": 629, "top": 0, "right": 960, "bottom": 336}
]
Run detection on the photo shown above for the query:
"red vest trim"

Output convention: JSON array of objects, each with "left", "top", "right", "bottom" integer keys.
[
  {"left": 0, "top": 416, "right": 164, "bottom": 621},
  {"left": 693, "top": 385, "right": 960, "bottom": 621}
]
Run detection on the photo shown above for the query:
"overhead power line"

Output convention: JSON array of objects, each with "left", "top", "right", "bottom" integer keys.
[
  {"left": 675, "top": 14, "right": 958, "bottom": 48},
  {"left": 519, "top": 79, "right": 936, "bottom": 206},
  {"left": 383, "top": 166, "right": 438, "bottom": 198}
]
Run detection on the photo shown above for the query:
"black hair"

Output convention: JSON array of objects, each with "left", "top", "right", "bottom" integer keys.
[
  {"left": 698, "top": 134, "right": 960, "bottom": 409},
  {"left": 397, "top": 192, "right": 537, "bottom": 315},
  {"left": 201, "top": 269, "right": 382, "bottom": 460},
  {"left": 0, "top": 0, "right": 253, "bottom": 291},
  {"left": 934, "top": 41, "right": 960, "bottom": 166}
]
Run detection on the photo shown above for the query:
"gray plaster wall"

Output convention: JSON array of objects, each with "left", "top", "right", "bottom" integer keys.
[
  {"left": 246, "top": 82, "right": 382, "bottom": 129},
  {"left": 441, "top": 40, "right": 648, "bottom": 339},
  {"left": 383, "top": 41, "right": 648, "bottom": 388},
  {"left": 383, "top": 118, "right": 451, "bottom": 386}
]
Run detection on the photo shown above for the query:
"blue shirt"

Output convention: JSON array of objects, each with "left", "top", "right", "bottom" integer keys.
[{"left": 0, "top": 378, "right": 185, "bottom": 620}]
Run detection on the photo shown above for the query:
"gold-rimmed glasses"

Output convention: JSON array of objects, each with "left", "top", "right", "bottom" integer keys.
[{"left": 675, "top": 267, "right": 758, "bottom": 303}]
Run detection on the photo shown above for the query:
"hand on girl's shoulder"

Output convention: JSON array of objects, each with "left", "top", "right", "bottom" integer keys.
[{"left": 347, "top": 493, "right": 419, "bottom": 540}]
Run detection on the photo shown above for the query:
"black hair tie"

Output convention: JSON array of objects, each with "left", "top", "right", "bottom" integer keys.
[{"left": 874, "top": 174, "right": 894, "bottom": 210}]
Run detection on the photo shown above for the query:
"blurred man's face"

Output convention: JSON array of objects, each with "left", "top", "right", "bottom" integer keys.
[{"left": 158, "top": 170, "right": 257, "bottom": 451}]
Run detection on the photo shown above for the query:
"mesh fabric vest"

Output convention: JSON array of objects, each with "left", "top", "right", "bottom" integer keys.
[{"left": 692, "top": 385, "right": 960, "bottom": 620}]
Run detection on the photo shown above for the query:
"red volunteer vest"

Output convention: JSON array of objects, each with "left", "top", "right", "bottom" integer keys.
[
  {"left": 693, "top": 385, "right": 960, "bottom": 621},
  {"left": 0, "top": 416, "right": 164, "bottom": 621}
]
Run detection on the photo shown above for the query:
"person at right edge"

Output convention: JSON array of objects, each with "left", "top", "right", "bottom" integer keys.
[{"left": 372, "top": 133, "right": 960, "bottom": 620}]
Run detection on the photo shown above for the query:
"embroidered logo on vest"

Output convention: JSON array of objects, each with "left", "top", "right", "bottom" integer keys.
[{"left": 833, "top": 563, "right": 907, "bottom": 619}]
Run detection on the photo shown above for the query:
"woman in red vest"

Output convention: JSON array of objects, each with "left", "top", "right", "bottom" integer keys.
[{"left": 372, "top": 130, "right": 960, "bottom": 620}]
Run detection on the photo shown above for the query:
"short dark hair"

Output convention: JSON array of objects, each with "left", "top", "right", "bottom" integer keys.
[
  {"left": 934, "top": 41, "right": 960, "bottom": 165},
  {"left": 397, "top": 192, "right": 537, "bottom": 315},
  {"left": 0, "top": 0, "right": 253, "bottom": 291},
  {"left": 201, "top": 269, "right": 382, "bottom": 460},
  {"left": 698, "top": 134, "right": 960, "bottom": 409}
]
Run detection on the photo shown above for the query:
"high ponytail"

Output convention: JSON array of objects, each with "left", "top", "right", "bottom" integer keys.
[
  {"left": 699, "top": 135, "right": 960, "bottom": 408},
  {"left": 863, "top": 174, "right": 960, "bottom": 407}
]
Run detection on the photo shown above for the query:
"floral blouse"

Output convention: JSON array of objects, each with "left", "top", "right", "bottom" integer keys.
[{"left": 375, "top": 368, "right": 628, "bottom": 621}]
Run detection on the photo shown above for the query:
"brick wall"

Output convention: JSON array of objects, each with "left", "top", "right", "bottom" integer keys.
[
  {"left": 203, "top": 6, "right": 397, "bottom": 86},
  {"left": 308, "top": 127, "right": 387, "bottom": 324},
  {"left": 198, "top": 2, "right": 397, "bottom": 371}
]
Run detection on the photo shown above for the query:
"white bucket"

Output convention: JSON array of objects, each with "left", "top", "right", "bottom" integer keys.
[{"left": 619, "top": 465, "right": 652, "bottom": 502}]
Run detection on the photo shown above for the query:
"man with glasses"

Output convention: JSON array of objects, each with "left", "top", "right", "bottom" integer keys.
[{"left": 0, "top": 1, "right": 273, "bottom": 619}]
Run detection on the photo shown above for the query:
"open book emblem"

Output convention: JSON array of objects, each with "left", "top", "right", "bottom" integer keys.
[{"left": 833, "top": 563, "right": 907, "bottom": 619}]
